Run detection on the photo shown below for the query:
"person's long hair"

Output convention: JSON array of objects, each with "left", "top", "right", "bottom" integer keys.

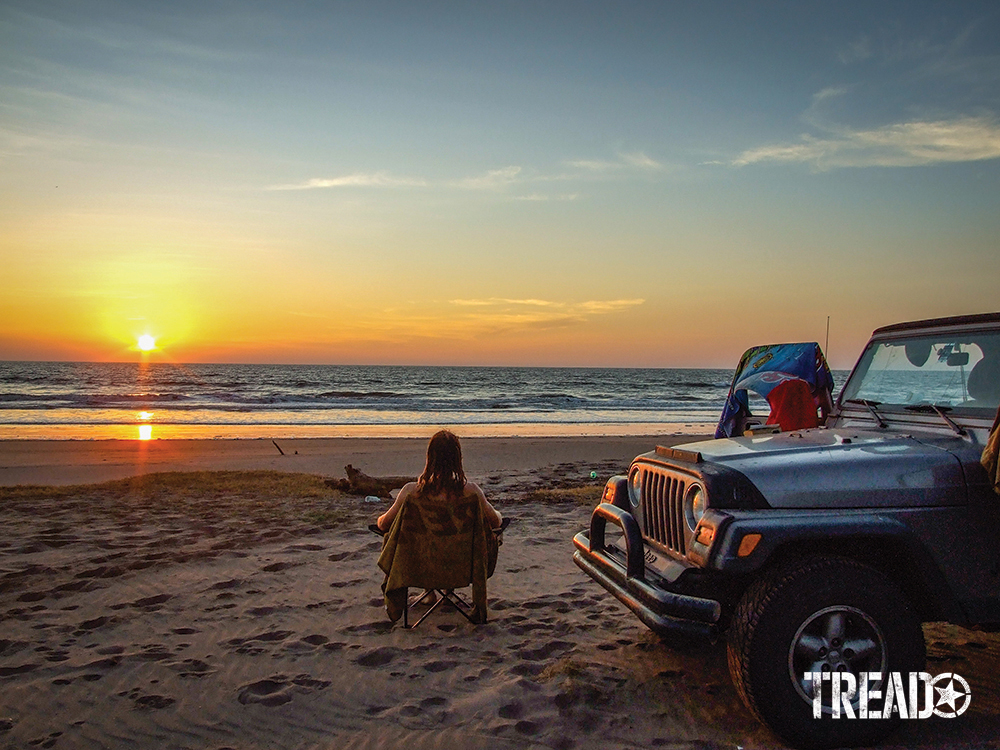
[{"left": 417, "top": 430, "right": 467, "bottom": 498}]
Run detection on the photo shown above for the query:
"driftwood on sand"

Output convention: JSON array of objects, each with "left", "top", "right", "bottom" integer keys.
[{"left": 324, "top": 464, "right": 416, "bottom": 498}]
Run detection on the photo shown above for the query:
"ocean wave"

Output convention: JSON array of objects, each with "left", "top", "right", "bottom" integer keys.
[{"left": 0, "top": 361, "right": 740, "bottom": 426}]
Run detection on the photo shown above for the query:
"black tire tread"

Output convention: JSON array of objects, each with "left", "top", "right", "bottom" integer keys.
[{"left": 727, "top": 555, "right": 925, "bottom": 749}]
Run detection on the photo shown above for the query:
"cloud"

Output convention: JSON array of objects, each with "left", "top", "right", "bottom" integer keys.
[
  {"left": 454, "top": 165, "right": 522, "bottom": 190},
  {"left": 577, "top": 299, "right": 647, "bottom": 313},
  {"left": 566, "top": 151, "right": 664, "bottom": 173},
  {"left": 837, "top": 36, "right": 873, "bottom": 65},
  {"left": 566, "top": 159, "right": 619, "bottom": 172},
  {"left": 443, "top": 297, "right": 644, "bottom": 335},
  {"left": 619, "top": 151, "right": 663, "bottom": 170},
  {"left": 512, "top": 193, "right": 579, "bottom": 202},
  {"left": 451, "top": 298, "right": 559, "bottom": 307},
  {"left": 733, "top": 116, "right": 1000, "bottom": 169},
  {"left": 450, "top": 297, "right": 643, "bottom": 316},
  {"left": 268, "top": 173, "right": 428, "bottom": 190}
]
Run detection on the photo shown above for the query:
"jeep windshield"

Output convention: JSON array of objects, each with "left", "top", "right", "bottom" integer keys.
[{"left": 840, "top": 330, "right": 1000, "bottom": 416}]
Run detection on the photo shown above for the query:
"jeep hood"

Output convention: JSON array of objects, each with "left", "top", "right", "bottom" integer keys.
[{"left": 678, "top": 429, "right": 969, "bottom": 509}]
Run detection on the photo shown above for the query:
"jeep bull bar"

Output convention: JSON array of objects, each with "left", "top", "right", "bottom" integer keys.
[{"left": 573, "top": 503, "right": 721, "bottom": 639}]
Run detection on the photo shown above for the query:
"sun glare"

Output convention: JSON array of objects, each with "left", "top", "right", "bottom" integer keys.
[{"left": 137, "top": 334, "right": 156, "bottom": 352}]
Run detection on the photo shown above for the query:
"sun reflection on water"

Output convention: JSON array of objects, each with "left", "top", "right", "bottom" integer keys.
[{"left": 137, "top": 411, "right": 153, "bottom": 440}]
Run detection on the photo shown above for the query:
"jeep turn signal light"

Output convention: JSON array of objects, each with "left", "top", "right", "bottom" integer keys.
[
  {"left": 694, "top": 524, "right": 715, "bottom": 546},
  {"left": 738, "top": 533, "right": 762, "bottom": 557}
]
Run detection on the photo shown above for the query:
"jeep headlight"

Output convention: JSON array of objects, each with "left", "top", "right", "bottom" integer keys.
[
  {"left": 628, "top": 468, "right": 642, "bottom": 508},
  {"left": 684, "top": 483, "right": 707, "bottom": 531}
]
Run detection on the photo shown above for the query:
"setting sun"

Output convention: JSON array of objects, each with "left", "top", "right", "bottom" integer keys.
[{"left": 137, "top": 335, "right": 156, "bottom": 352}]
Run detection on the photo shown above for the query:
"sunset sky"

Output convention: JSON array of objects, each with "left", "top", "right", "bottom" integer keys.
[{"left": 2, "top": 1, "right": 998, "bottom": 369}]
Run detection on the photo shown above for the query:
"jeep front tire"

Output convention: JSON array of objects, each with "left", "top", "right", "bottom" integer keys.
[{"left": 727, "top": 556, "right": 926, "bottom": 749}]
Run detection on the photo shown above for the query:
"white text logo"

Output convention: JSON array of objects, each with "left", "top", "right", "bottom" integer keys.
[{"left": 806, "top": 672, "right": 971, "bottom": 719}]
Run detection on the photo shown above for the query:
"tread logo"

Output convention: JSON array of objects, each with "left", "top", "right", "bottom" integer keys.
[{"left": 806, "top": 672, "right": 971, "bottom": 719}]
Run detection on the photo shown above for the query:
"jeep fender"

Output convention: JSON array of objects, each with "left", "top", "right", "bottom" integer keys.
[{"left": 712, "top": 510, "right": 964, "bottom": 623}]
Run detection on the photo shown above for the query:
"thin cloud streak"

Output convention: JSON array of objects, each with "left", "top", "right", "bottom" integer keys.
[
  {"left": 512, "top": 193, "right": 579, "bottom": 202},
  {"left": 445, "top": 295, "right": 645, "bottom": 336},
  {"left": 268, "top": 173, "right": 428, "bottom": 190},
  {"left": 453, "top": 165, "right": 522, "bottom": 189},
  {"left": 619, "top": 151, "right": 663, "bottom": 169},
  {"left": 734, "top": 116, "right": 1000, "bottom": 169},
  {"left": 451, "top": 297, "right": 644, "bottom": 313},
  {"left": 565, "top": 151, "right": 664, "bottom": 172},
  {"left": 268, "top": 153, "right": 660, "bottom": 197},
  {"left": 451, "top": 298, "right": 559, "bottom": 307}
]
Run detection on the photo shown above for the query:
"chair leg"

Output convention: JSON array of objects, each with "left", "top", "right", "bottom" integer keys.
[
  {"left": 405, "top": 590, "right": 448, "bottom": 629},
  {"left": 439, "top": 589, "right": 486, "bottom": 624},
  {"left": 402, "top": 588, "right": 487, "bottom": 628}
]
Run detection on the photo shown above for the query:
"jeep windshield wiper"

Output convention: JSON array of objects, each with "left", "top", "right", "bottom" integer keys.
[
  {"left": 904, "top": 404, "right": 967, "bottom": 436},
  {"left": 846, "top": 399, "right": 887, "bottom": 428}
]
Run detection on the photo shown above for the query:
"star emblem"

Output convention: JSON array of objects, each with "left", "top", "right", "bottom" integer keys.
[{"left": 931, "top": 673, "right": 972, "bottom": 718}]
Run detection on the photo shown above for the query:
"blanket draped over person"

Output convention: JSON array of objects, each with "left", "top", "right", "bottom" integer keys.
[
  {"left": 377, "top": 493, "right": 494, "bottom": 622},
  {"left": 983, "top": 405, "right": 1000, "bottom": 495}
]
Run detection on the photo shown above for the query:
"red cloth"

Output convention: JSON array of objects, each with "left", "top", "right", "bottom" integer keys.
[{"left": 765, "top": 378, "right": 819, "bottom": 431}]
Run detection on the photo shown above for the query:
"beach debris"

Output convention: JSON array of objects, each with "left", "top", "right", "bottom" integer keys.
[
  {"left": 272, "top": 440, "right": 285, "bottom": 456},
  {"left": 324, "top": 465, "right": 415, "bottom": 498},
  {"left": 364, "top": 496, "right": 381, "bottom": 503}
]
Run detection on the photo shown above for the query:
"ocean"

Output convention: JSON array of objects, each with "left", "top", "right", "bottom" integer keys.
[{"left": 0, "top": 361, "right": 847, "bottom": 440}]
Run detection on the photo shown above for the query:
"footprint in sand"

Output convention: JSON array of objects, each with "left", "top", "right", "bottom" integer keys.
[
  {"left": 172, "top": 658, "right": 215, "bottom": 678},
  {"left": 131, "top": 594, "right": 172, "bottom": 609},
  {"left": 517, "top": 639, "right": 574, "bottom": 662},
  {"left": 77, "top": 615, "right": 112, "bottom": 631},
  {"left": 329, "top": 576, "right": 369, "bottom": 589},
  {"left": 354, "top": 647, "right": 397, "bottom": 667},
  {"left": 208, "top": 578, "right": 243, "bottom": 591},
  {"left": 397, "top": 696, "right": 450, "bottom": 725},
  {"left": 514, "top": 720, "right": 542, "bottom": 736},
  {"left": 423, "top": 660, "right": 458, "bottom": 673},
  {"left": 261, "top": 561, "right": 301, "bottom": 573},
  {"left": 226, "top": 630, "right": 294, "bottom": 655},
  {"left": 238, "top": 677, "right": 294, "bottom": 706},
  {"left": 237, "top": 674, "right": 331, "bottom": 706},
  {"left": 282, "top": 543, "right": 327, "bottom": 553},
  {"left": 133, "top": 694, "right": 176, "bottom": 710},
  {"left": 498, "top": 701, "right": 523, "bottom": 719},
  {"left": 0, "top": 663, "right": 40, "bottom": 677}
]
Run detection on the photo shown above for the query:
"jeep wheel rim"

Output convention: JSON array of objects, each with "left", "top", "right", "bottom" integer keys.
[{"left": 787, "top": 605, "right": 888, "bottom": 712}]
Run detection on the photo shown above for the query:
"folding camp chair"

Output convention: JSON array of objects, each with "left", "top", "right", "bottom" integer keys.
[{"left": 373, "top": 497, "right": 507, "bottom": 628}]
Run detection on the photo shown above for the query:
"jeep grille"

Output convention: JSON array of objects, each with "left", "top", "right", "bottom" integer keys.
[{"left": 637, "top": 466, "right": 689, "bottom": 556}]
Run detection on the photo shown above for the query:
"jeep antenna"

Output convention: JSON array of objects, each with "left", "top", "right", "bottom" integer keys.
[{"left": 825, "top": 316, "right": 830, "bottom": 358}]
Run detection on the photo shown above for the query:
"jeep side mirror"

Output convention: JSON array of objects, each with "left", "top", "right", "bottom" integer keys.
[{"left": 947, "top": 352, "right": 970, "bottom": 367}]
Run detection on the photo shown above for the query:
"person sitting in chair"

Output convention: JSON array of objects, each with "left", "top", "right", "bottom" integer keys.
[
  {"left": 376, "top": 430, "right": 503, "bottom": 624},
  {"left": 377, "top": 429, "right": 503, "bottom": 534}
]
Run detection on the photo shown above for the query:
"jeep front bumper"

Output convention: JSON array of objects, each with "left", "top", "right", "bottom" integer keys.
[{"left": 573, "top": 502, "right": 722, "bottom": 639}]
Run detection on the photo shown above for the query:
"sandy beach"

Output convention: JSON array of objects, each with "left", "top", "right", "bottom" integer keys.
[{"left": 1, "top": 436, "right": 999, "bottom": 750}]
